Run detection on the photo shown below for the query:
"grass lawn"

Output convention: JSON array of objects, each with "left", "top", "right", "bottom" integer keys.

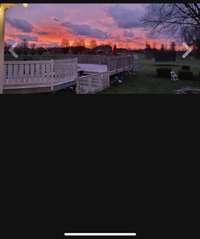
[{"left": 101, "top": 58, "right": 200, "bottom": 94}]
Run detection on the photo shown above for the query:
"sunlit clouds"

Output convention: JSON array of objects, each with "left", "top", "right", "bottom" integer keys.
[{"left": 5, "top": 4, "right": 179, "bottom": 49}]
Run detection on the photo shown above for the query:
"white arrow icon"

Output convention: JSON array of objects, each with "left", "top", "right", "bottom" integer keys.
[
  {"left": 9, "top": 43, "right": 18, "bottom": 58},
  {"left": 182, "top": 42, "right": 193, "bottom": 59}
]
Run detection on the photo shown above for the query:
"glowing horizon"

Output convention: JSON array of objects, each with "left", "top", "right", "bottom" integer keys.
[{"left": 5, "top": 4, "right": 183, "bottom": 50}]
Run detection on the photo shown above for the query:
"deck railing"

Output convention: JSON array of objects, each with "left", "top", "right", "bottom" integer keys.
[
  {"left": 4, "top": 58, "right": 78, "bottom": 88},
  {"left": 76, "top": 72, "right": 110, "bottom": 94},
  {"left": 66, "top": 54, "right": 134, "bottom": 73},
  {"left": 3, "top": 55, "right": 134, "bottom": 93}
]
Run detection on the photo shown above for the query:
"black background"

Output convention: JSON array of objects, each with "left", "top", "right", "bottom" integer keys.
[{"left": 1, "top": 97, "right": 199, "bottom": 239}]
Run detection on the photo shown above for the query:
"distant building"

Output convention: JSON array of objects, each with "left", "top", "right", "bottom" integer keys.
[{"left": 115, "top": 48, "right": 133, "bottom": 55}]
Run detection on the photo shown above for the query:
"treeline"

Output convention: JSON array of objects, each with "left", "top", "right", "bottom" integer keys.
[
  {"left": 145, "top": 42, "right": 177, "bottom": 61},
  {"left": 145, "top": 41, "right": 200, "bottom": 60},
  {"left": 5, "top": 39, "right": 134, "bottom": 60}
]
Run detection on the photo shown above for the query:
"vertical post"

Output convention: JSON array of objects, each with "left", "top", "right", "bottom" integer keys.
[
  {"left": 50, "top": 59, "right": 54, "bottom": 91},
  {"left": 0, "top": 6, "right": 5, "bottom": 94}
]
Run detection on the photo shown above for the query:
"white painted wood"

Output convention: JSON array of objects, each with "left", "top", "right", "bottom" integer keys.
[
  {"left": 4, "top": 58, "right": 78, "bottom": 90},
  {"left": 3, "top": 55, "right": 134, "bottom": 93},
  {"left": 0, "top": 7, "right": 6, "bottom": 94},
  {"left": 78, "top": 64, "right": 108, "bottom": 73},
  {"left": 76, "top": 55, "right": 134, "bottom": 94},
  {"left": 76, "top": 72, "right": 110, "bottom": 94},
  {"left": 0, "top": 4, "right": 19, "bottom": 93}
]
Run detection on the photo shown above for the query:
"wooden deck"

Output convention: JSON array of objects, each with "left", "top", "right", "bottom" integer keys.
[
  {"left": 76, "top": 55, "right": 134, "bottom": 94},
  {"left": 3, "top": 55, "right": 135, "bottom": 94},
  {"left": 78, "top": 64, "right": 108, "bottom": 73},
  {"left": 67, "top": 54, "right": 134, "bottom": 74},
  {"left": 4, "top": 58, "right": 77, "bottom": 93}
]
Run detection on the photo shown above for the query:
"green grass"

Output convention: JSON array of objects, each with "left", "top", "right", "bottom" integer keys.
[{"left": 101, "top": 58, "right": 200, "bottom": 94}]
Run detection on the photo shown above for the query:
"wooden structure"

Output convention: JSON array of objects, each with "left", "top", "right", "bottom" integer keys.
[
  {"left": 3, "top": 55, "right": 135, "bottom": 94},
  {"left": 0, "top": 4, "right": 28, "bottom": 94},
  {"left": 76, "top": 72, "right": 110, "bottom": 94},
  {"left": 4, "top": 58, "right": 78, "bottom": 93},
  {"left": 75, "top": 55, "right": 134, "bottom": 94},
  {"left": 66, "top": 54, "right": 134, "bottom": 74}
]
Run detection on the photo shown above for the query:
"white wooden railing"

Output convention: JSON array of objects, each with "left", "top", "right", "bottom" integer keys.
[
  {"left": 76, "top": 72, "right": 110, "bottom": 94},
  {"left": 65, "top": 55, "right": 135, "bottom": 74},
  {"left": 3, "top": 56, "right": 135, "bottom": 93},
  {"left": 4, "top": 58, "right": 78, "bottom": 89}
]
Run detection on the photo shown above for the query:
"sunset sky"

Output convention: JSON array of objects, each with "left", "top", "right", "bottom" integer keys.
[{"left": 5, "top": 4, "right": 180, "bottom": 49}]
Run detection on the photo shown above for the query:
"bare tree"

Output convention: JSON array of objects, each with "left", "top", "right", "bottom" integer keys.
[
  {"left": 78, "top": 39, "right": 86, "bottom": 48},
  {"left": 181, "top": 25, "right": 200, "bottom": 43},
  {"left": 89, "top": 40, "right": 97, "bottom": 49},
  {"left": 61, "top": 39, "right": 70, "bottom": 48},
  {"left": 170, "top": 42, "right": 176, "bottom": 52},
  {"left": 143, "top": 4, "right": 200, "bottom": 55},
  {"left": 143, "top": 4, "right": 200, "bottom": 35}
]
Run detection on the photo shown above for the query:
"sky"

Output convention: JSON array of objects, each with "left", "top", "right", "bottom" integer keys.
[{"left": 5, "top": 4, "right": 178, "bottom": 49}]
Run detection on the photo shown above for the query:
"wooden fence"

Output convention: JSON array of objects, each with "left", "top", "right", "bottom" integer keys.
[
  {"left": 76, "top": 72, "right": 110, "bottom": 94},
  {"left": 66, "top": 54, "right": 134, "bottom": 74},
  {"left": 4, "top": 58, "right": 78, "bottom": 90},
  {"left": 3, "top": 55, "right": 135, "bottom": 94}
]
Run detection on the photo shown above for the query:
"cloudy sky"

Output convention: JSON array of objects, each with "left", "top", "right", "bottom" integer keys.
[{"left": 5, "top": 4, "right": 177, "bottom": 49}]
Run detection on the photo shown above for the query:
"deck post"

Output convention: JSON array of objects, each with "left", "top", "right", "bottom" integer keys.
[
  {"left": 0, "top": 6, "right": 6, "bottom": 94},
  {"left": 50, "top": 59, "right": 54, "bottom": 91}
]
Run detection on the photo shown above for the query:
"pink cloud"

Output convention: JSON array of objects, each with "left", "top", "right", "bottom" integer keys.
[{"left": 5, "top": 4, "right": 180, "bottom": 49}]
